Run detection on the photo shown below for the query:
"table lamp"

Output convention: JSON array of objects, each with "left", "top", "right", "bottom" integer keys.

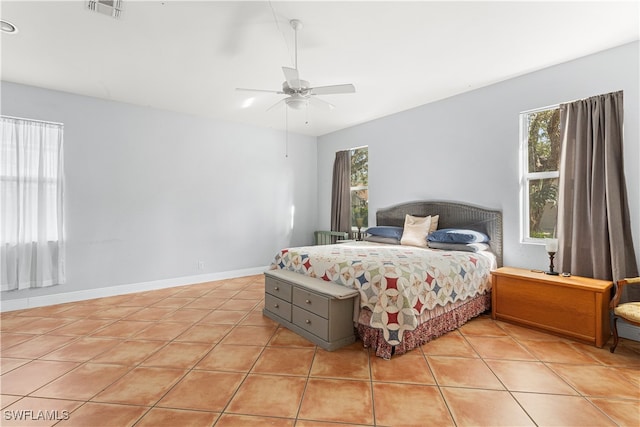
[{"left": 545, "top": 238, "right": 559, "bottom": 275}]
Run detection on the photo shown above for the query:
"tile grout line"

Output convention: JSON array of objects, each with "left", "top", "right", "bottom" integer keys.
[
  {"left": 2, "top": 279, "right": 639, "bottom": 426},
  {"left": 131, "top": 279, "right": 264, "bottom": 426},
  {"left": 368, "top": 346, "right": 377, "bottom": 427},
  {"left": 420, "top": 346, "right": 458, "bottom": 426},
  {"left": 20, "top": 281, "right": 237, "bottom": 425},
  {"left": 292, "top": 343, "right": 319, "bottom": 425},
  {"left": 51, "top": 287, "right": 206, "bottom": 423},
  {"left": 205, "top": 286, "right": 277, "bottom": 425}
]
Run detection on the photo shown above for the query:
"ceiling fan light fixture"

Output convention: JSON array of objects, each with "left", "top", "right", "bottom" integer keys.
[
  {"left": 286, "top": 97, "right": 308, "bottom": 110},
  {"left": 236, "top": 17, "right": 355, "bottom": 115}
]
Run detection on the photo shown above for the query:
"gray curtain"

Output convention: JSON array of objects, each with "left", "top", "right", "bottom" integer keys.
[
  {"left": 331, "top": 150, "right": 351, "bottom": 234},
  {"left": 557, "top": 91, "right": 638, "bottom": 298}
]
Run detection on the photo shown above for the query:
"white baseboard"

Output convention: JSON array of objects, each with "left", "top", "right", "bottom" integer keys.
[{"left": 0, "top": 266, "right": 269, "bottom": 312}]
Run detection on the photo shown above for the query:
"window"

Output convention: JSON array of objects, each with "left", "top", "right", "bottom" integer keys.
[
  {"left": 350, "top": 146, "right": 368, "bottom": 230},
  {"left": 1, "top": 116, "right": 65, "bottom": 290},
  {"left": 520, "top": 107, "right": 561, "bottom": 242}
]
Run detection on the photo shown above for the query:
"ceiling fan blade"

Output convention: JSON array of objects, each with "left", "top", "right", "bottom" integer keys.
[
  {"left": 310, "top": 84, "right": 356, "bottom": 95},
  {"left": 266, "top": 98, "right": 287, "bottom": 112},
  {"left": 236, "top": 88, "right": 283, "bottom": 94},
  {"left": 282, "top": 67, "right": 301, "bottom": 89},
  {"left": 309, "top": 96, "right": 335, "bottom": 111}
]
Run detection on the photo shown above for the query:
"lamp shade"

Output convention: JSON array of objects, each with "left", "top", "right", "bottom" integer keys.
[
  {"left": 545, "top": 238, "right": 558, "bottom": 252},
  {"left": 285, "top": 97, "right": 308, "bottom": 110}
]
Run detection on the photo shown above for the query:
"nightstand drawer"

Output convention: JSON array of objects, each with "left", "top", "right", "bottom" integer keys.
[
  {"left": 293, "top": 306, "right": 329, "bottom": 340},
  {"left": 293, "top": 287, "right": 329, "bottom": 318},
  {"left": 264, "top": 294, "right": 292, "bottom": 322},
  {"left": 265, "top": 276, "right": 292, "bottom": 301}
]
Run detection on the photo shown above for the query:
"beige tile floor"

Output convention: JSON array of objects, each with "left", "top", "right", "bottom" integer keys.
[{"left": 1, "top": 274, "right": 639, "bottom": 426}]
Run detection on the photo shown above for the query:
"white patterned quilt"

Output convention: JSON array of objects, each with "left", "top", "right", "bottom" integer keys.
[{"left": 270, "top": 242, "right": 496, "bottom": 345}]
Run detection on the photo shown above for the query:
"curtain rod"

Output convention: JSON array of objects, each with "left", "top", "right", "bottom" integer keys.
[
  {"left": 521, "top": 90, "right": 624, "bottom": 115},
  {"left": 520, "top": 103, "right": 560, "bottom": 114},
  {"left": 1, "top": 115, "right": 64, "bottom": 127}
]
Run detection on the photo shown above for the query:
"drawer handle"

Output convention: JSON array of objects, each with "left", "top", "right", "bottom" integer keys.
[
  {"left": 274, "top": 286, "right": 279, "bottom": 291},
  {"left": 305, "top": 299, "right": 311, "bottom": 304},
  {"left": 274, "top": 304, "right": 279, "bottom": 309},
  {"left": 305, "top": 319, "right": 311, "bottom": 324}
]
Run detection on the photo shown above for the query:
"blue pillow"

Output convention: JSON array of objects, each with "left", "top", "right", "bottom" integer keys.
[
  {"left": 366, "top": 226, "right": 403, "bottom": 240},
  {"left": 427, "top": 241, "right": 491, "bottom": 253},
  {"left": 427, "top": 228, "right": 490, "bottom": 243},
  {"left": 364, "top": 235, "right": 400, "bottom": 245}
]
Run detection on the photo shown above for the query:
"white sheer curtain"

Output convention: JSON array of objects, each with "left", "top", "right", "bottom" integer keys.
[{"left": 1, "top": 116, "right": 65, "bottom": 291}]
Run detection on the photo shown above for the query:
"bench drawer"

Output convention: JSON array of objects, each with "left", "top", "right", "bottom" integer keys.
[
  {"left": 265, "top": 276, "right": 292, "bottom": 301},
  {"left": 293, "top": 287, "right": 329, "bottom": 318},
  {"left": 264, "top": 294, "right": 292, "bottom": 322},
  {"left": 292, "top": 306, "right": 329, "bottom": 340}
]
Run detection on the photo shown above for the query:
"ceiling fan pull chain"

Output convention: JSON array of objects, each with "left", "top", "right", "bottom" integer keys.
[{"left": 285, "top": 105, "right": 289, "bottom": 158}]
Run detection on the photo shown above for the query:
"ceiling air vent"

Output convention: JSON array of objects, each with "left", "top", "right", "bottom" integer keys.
[{"left": 87, "top": 0, "right": 123, "bottom": 19}]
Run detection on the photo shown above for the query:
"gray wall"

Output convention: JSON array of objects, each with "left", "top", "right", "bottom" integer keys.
[
  {"left": 2, "top": 42, "right": 639, "bottom": 307},
  {"left": 1, "top": 82, "right": 318, "bottom": 302},
  {"left": 318, "top": 42, "right": 640, "bottom": 273}
]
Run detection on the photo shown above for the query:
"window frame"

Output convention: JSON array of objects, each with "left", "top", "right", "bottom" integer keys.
[{"left": 519, "top": 105, "right": 560, "bottom": 244}]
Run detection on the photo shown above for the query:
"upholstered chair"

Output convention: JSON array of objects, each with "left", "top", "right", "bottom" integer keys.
[{"left": 610, "top": 277, "right": 640, "bottom": 353}]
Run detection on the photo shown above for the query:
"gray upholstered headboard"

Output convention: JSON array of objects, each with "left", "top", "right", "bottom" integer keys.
[{"left": 376, "top": 200, "right": 503, "bottom": 267}]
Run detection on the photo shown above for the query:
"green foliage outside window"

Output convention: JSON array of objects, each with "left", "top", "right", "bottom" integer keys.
[
  {"left": 526, "top": 109, "right": 560, "bottom": 238},
  {"left": 350, "top": 147, "right": 368, "bottom": 228},
  {"left": 527, "top": 109, "right": 560, "bottom": 173},
  {"left": 529, "top": 178, "right": 558, "bottom": 238}
]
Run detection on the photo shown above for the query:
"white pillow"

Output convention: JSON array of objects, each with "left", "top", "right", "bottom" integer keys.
[
  {"left": 428, "top": 214, "right": 439, "bottom": 235},
  {"left": 400, "top": 214, "right": 432, "bottom": 247}
]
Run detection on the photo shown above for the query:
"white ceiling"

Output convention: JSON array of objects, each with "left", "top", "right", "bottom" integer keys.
[{"left": 1, "top": 1, "right": 638, "bottom": 136}]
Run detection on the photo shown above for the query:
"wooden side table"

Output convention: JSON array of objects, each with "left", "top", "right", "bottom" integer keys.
[{"left": 491, "top": 267, "right": 612, "bottom": 347}]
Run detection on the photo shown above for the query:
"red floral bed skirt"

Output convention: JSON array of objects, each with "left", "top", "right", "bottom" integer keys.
[{"left": 356, "top": 292, "right": 492, "bottom": 359}]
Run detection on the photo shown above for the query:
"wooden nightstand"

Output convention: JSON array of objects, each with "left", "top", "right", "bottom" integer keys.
[{"left": 491, "top": 267, "right": 612, "bottom": 347}]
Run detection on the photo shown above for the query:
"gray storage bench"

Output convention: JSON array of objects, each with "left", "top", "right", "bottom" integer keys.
[{"left": 263, "top": 269, "right": 359, "bottom": 351}]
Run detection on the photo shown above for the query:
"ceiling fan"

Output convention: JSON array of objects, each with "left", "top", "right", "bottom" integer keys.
[{"left": 236, "top": 19, "right": 356, "bottom": 111}]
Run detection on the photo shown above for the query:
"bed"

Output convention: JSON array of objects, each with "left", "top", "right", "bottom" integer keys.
[{"left": 269, "top": 200, "right": 503, "bottom": 358}]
